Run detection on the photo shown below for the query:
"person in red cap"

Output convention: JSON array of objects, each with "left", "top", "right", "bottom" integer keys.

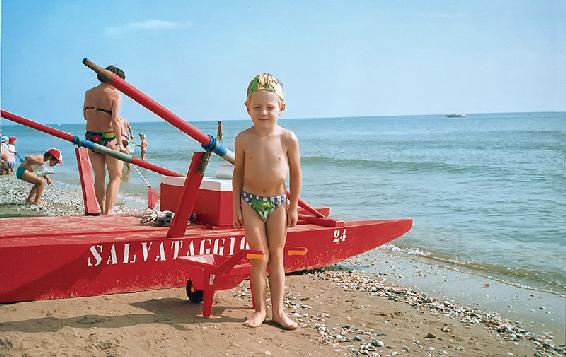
[{"left": 15, "top": 148, "right": 63, "bottom": 205}]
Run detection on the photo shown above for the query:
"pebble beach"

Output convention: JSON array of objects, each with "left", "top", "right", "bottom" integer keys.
[{"left": 0, "top": 174, "right": 564, "bottom": 356}]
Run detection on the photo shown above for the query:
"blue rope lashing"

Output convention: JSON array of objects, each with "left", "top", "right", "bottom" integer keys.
[
  {"left": 72, "top": 136, "right": 82, "bottom": 146},
  {"left": 201, "top": 135, "right": 216, "bottom": 152}
]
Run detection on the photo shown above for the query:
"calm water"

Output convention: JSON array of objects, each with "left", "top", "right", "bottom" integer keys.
[{"left": 2, "top": 112, "right": 565, "bottom": 295}]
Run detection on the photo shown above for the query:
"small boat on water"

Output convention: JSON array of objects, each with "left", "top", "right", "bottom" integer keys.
[
  {"left": 446, "top": 113, "right": 466, "bottom": 118},
  {"left": 0, "top": 59, "right": 413, "bottom": 304}
]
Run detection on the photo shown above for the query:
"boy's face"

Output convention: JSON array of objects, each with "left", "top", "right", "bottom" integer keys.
[
  {"left": 47, "top": 157, "right": 59, "bottom": 167},
  {"left": 246, "top": 91, "right": 285, "bottom": 128}
]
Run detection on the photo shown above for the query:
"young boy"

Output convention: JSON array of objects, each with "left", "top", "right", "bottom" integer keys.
[
  {"left": 233, "top": 73, "right": 301, "bottom": 329},
  {"left": 16, "top": 148, "right": 63, "bottom": 205}
]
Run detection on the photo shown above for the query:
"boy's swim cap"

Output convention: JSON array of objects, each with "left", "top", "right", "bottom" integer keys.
[{"left": 246, "top": 73, "right": 285, "bottom": 105}]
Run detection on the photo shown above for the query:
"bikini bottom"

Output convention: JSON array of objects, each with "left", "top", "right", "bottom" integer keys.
[
  {"left": 85, "top": 131, "right": 117, "bottom": 147},
  {"left": 241, "top": 191, "right": 287, "bottom": 222}
]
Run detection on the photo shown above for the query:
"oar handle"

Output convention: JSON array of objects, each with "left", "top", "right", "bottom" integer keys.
[{"left": 82, "top": 58, "right": 114, "bottom": 83}]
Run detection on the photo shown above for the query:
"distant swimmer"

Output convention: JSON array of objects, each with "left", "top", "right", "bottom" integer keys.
[{"left": 137, "top": 133, "right": 148, "bottom": 160}]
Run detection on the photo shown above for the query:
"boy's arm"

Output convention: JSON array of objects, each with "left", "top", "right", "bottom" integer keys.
[
  {"left": 232, "top": 134, "right": 245, "bottom": 228},
  {"left": 287, "top": 132, "right": 301, "bottom": 227}
]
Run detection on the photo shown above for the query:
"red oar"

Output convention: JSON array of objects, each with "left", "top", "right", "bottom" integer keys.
[
  {"left": 82, "top": 58, "right": 325, "bottom": 218},
  {"left": 0, "top": 110, "right": 182, "bottom": 178}
]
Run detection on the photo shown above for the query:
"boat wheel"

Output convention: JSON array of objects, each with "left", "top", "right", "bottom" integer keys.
[{"left": 186, "top": 279, "right": 203, "bottom": 303}]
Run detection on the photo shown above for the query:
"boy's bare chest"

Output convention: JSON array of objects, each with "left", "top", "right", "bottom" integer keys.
[{"left": 245, "top": 139, "right": 286, "bottom": 164}]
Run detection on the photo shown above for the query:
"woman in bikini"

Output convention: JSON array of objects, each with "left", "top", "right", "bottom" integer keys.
[{"left": 83, "top": 65, "right": 125, "bottom": 215}]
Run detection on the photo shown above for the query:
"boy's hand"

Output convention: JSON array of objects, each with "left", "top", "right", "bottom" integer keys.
[
  {"left": 44, "top": 175, "right": 52, "bottom": 186},
  {"left": 233, "top": 206, "right": 244, "bottom": 229},
  {"left": 287, "top": 206, "right": 298, "bottom": 227}
]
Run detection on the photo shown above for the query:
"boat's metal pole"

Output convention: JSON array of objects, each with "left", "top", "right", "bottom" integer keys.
[
  {"left": 0, "top": 110, "right": 182, "bottom": 177},
  {"left": 82, "top": 58, "right": 325, "bottom": 218}
]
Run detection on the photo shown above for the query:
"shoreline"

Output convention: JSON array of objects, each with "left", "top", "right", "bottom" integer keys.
[
  {"left": 0, "top": 174, "right": 564, "bottom": 355},
  {"left": 344, "top": 249, "right": 565, "bottom": 344}
]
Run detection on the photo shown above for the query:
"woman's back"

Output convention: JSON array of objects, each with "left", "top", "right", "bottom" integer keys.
[{"left": 84, "top": 85, "right": 118, "bottom": 132}]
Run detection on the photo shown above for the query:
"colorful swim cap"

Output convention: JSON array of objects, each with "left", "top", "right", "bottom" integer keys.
[{"left": 246, "top": 73, "right": 285, "bottom": 105}]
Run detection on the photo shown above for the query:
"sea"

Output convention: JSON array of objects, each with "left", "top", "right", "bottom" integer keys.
[{"left": 2, "top": 112, "right": 565, "bottom": 299}]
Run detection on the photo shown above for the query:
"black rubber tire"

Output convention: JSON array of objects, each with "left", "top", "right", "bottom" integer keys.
[{"left": 186, "top": 279, "right": 203, "bottom": 303}]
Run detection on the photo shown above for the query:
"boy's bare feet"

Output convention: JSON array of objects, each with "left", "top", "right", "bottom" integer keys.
[
  {"left": 271, "top": 312, "right": 298, "bottom": 330},
  {"left": 33, "top": 200, "right": 44, "bottom": 205},
  {"left": 25, "top": 199, "right": 33, "bottom": 205},
  {"left": 244, "top": 311, "right": 266, "bottom": 328}
]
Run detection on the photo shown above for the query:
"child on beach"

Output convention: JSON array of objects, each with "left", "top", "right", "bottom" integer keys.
[
  {"left": 233, "top": 73, "right": 301, "bottom": 330},
  {"left": 16, "top": 148, "right": 63, "bottom": 205}
]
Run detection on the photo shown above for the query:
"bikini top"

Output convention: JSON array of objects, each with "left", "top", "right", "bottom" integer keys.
[{"left": 84, "top": 106, "right": 112, "bottom": 115}]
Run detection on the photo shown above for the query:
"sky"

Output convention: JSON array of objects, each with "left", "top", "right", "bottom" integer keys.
[{"left": 1, "top": 0, "right": 565, "bottom": 124}]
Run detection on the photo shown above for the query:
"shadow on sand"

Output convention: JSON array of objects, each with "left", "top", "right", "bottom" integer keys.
[{"left": 0, "top": 297, "right": 249, "bottom": 333}]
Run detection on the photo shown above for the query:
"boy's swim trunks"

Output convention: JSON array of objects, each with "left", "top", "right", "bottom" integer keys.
[
  {"left": 241, "top": 191, "right": 287, "bottom": 222},
  {"left": 15, "top": 165, "right": 26, "bottom": 180}
]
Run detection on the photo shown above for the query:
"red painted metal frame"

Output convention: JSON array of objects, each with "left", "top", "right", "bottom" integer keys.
[
  {"left": 167, "top": 152, "right": 206, "bottom": 238},
  {"left": 0, "top": 215, "right": 412, "bottom": 303},
  {"left": 178, "top": 249, "right": 264, "bottom": 317},
  {"left": 75, "top": 148, "right": 101, "bottom": 215}
]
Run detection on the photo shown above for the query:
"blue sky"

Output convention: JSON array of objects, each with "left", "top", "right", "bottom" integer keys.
[{"left": 1, "top": 0, "right": 565, "bottom": 124}]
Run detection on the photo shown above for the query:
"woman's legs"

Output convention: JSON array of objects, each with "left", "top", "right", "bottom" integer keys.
[
  {"left": 104, "top": 155, "right": 123, "bottom": 215},
  {"left": 88, "top": 151, "right": 107, "bottom": 213}
]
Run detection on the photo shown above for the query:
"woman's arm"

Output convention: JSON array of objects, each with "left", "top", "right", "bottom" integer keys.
[
  {"left": 111, "top": 94, "right": 123, "bottom": 150},
  {"left": 82, "top": 92, "right": 89, "bottom": 121}
]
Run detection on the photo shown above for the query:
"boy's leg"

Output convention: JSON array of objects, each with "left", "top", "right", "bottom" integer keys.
[
  {"left": 241, "top": 198, "right": 269, "bottom": 327},
  {"left": 21, "top": 171, "right": 44, "bottom": 205},
  {"left": 88, "top": 151, "right": 107, "bottom": 213},
  {"left": 26, "top": 186, "right": 37, "bottom": 204},
  {"left": 266, "top": 204, "right": 298, "bottom": 330},
  {"left": 27, "top": 186, "right": 38, "bottom": 204}
]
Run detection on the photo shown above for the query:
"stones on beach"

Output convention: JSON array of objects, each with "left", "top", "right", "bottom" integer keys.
[
  {"left": 307, "top": 269, "right": 564, "bottom": 356},
  {"left": 0, "top": 176, "right": 144, "bottom": 217}
]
